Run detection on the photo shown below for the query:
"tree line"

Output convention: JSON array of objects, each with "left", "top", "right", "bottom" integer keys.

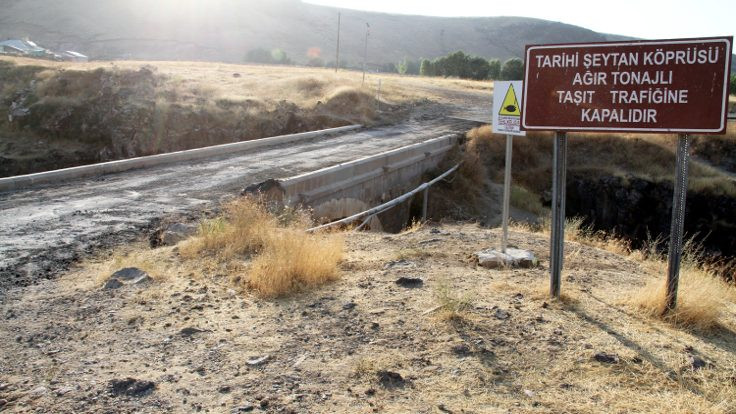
[
  {"left": 401, "top": 51, "right": 524, "bottom": 81},
  {"left": 244, "top": 47, "right": 525, "bottom": 81}
]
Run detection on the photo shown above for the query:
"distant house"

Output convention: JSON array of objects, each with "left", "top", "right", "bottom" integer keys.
[
  {"left": 0, "top": 39, "right": 48, "bottom": 57},
  {"left": 61, "top": 50, "right": 88, "bottom": 62}
]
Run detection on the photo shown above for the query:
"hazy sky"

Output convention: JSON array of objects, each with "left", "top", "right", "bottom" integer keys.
[{"left": 305, "top": 0, "right": 735, "bottom": 40}]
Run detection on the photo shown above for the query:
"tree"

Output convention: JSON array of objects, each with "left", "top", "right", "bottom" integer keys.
[
  {"left": 244, "top": 48, "right": 292, "bottom": 65},
  {"left": 398, "top": 57, "right": 420, "bottom": 75},
  {"left": 731, "top": 74, "right": 736, "bottom": 96},
  {"left": 419, "top": 59, "right": 434, "bottom": 76},
  {"left": 467, "top": 56, "right": 491, "bottom": 80},
  {"left": 500, "top": 58, "right": 524, "bottom": 80},
  {"left": 444, "top": 51, "right": 469, "bottom": 78},
  {"left": 488, "top": 59, "right": 501, "bottom": 80}
]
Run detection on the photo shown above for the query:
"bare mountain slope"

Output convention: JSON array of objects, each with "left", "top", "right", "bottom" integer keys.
[{"left": 0, "top": 0, "right": 632, "bottom": 66}]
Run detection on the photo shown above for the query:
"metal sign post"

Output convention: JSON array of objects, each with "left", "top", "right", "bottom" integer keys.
[
  {"left": 492, "top": 80, "right": 526, "bottom": 254},
  {"left": 550, "top": 132, "right": 567, "bottom": 298},
  {"left": 501, "top": 134, "right": 513, "bottom": 253},
  {"left": 665, "top": 134, "right": 691, "bottom": 311}
]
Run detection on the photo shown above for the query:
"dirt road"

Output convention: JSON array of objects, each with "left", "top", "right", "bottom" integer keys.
[{"left": 0, "top": 116, "right": 480, "bottom": 292}]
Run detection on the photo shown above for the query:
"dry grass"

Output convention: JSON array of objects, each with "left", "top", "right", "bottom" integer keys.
[
  {"left": 11, "top": 221, "right": 736, "bottom": 413},
  {"left": 180, "top": 197, "right": 344, "bottom": 298},
  {"left": 465, "top": 122, "right": 736, "bottom": 197},
  {"left": 633, "top": 267, "right": 736, "bottom": 330},
  {"left": 510, "top": 184, "right": 546, "bottom": 215},
  {"left": 632, "top": 238, "right": 736, "bottom": 330},
  {"left": 394, "top": 248, "right": 432, "bottom": 261},
  {"left": 179, "top": 200, "right": 278, "bottom": 260},
  {"left": 434, "top": 280, "right": 474, "bottom": 321},
  {"left": 512, "top": 215, "right": 735, "bottom": 331},
  {"left": 0, "top": 55, "right": 491, "bottom": 110},
  {"left": 248, "top": 229, "right": 343, "bottom": 297},
  {"left": 85, "top": 244, "right": 173, "bottom": 287}
]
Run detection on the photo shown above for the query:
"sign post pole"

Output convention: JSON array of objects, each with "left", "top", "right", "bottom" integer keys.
[
  {"left": 550, "top": 131, "right": 567, "bottom": 298},
  {"left": 501, "top": 134, "right": 513, "bottom": 253},
  {"left": 492, "top": 80, "right": 526, "bottom": 255},
  {"left": 665, "top": 133, "right": 691, "bottom": 312}
]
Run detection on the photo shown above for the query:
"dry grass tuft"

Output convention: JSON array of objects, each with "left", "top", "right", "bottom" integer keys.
[
  {"left": 633, "top": 237, "right": 736, "bottom": 330},
  {"left": 179, "top": 199, "right": 277, "bottom": 260},
  {"left": 181, "top": 197, "right": 343, "bottom": 297},
  {"left": 434, "top": 280, "right": 474, "bottom": 321},
  {"left": 633, "top": 266, "right": 736, "bottom": 331},
  {"left": 401, "top": 218, "right": 424, "bottom": 233},
  {"left": 247, "top": 229, "right": 343, "bottom": 297}
]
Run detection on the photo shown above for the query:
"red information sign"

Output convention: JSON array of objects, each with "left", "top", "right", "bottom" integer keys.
[{"left": 522, "top": 37, "right": 733, "bottom": 133}]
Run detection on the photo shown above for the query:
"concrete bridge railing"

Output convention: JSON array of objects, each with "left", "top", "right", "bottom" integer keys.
[{"left": 249, "top": 133, "right": 460, "bottom": 230}]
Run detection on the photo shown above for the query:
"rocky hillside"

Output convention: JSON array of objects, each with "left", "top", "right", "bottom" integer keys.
[{"left": 0, "top": 0, "right": 635, "bottom": 66}]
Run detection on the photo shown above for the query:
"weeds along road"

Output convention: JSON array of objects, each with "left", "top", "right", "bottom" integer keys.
[{"left": 0, "top": 117, "right": 479, "bottom": 292}]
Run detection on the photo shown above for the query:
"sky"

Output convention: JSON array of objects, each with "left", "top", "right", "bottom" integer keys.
[{"left": 305, "top": 0, "right": 735, "bottom": 40}]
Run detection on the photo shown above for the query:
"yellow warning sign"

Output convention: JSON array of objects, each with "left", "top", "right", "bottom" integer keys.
[{"left": 498, "top": 84, "right": 521, "bottom": 116}]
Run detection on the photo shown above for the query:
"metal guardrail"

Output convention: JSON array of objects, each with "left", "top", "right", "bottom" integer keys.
[{"left": 306, "top": 163, "right": 461, "bottom": 233}]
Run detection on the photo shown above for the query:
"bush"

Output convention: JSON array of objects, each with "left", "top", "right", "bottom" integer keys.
[{"left": 730, "top": 73, "right": 736, "bottom": 96}]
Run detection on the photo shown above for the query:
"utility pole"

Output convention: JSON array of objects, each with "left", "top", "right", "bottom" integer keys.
[
  {"left": 362, "top": 22, "right": 370, "bottom": 85},
  {"left": 335, "top": 12, "right": 341, "bottom": 73}
]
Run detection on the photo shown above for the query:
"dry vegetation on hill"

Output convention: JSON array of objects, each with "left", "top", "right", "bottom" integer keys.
[
  {"left": 466, "top": 123, "right": 736, "bottom": 198},
  {"left": 0, "top": 56, "right": 491, "bottom": 177}
]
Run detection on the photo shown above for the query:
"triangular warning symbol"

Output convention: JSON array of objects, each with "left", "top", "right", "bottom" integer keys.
[{"left": 498, "top": 84, "right": 521, "bottom": 116}]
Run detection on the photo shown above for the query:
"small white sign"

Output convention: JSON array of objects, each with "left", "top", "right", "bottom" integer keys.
[{"left": 492, "top": 81, "right": 526, "bottom": 136}]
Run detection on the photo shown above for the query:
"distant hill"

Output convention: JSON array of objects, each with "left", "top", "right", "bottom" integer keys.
[{"left": 0, "top": 0, "right": 733, "bottom": 72}]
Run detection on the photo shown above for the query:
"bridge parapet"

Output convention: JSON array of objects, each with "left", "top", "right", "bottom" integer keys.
[{"left": 248, "top": 133, "right": 460, "bottom": 231}]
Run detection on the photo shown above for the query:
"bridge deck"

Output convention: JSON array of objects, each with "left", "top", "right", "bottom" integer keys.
[{"left": 0, "top": 118, "right": 478, "bottom": 290}]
